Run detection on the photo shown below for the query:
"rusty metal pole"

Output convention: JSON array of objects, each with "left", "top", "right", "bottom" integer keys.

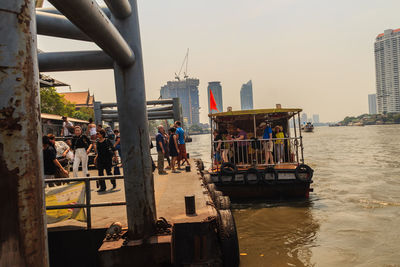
[
  {"left": 111, "top": 0, "right": 156, "bottom": 239},
  {"left": 0, "top": 0, "right": 49, "bottom": 266}
]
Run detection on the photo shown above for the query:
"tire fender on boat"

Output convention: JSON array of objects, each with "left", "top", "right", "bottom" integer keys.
[
  {"left": 245, "top": 168, "right": 260, "bottom": 184},
  {"left": 219, "top": 162, "right": 237, "bottom": 183},
  {"left": 263, "top": 166, "right": 278, "bottom": 182},
  {"left": 295, "top": 164, "right": 314, "bottom": 181}
]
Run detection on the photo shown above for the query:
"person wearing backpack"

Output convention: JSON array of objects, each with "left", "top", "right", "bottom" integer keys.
[
  {"left": 94, "top": 129, "right": 117, "bottom": 192},
  {"left": 71, "top": 126, "right": 92, "bottom": 177}
]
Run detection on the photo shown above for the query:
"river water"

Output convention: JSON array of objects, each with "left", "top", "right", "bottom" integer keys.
[{"left": 186, "top": 125, "right": 400, "bottom": 266}]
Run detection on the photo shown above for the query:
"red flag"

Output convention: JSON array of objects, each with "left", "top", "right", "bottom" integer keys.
[{"left": 209, "top": 89, "right": 219, "bottom": 112}]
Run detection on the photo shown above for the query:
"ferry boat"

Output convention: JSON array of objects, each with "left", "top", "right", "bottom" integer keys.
[
  {"left": 206, "top": 106, "right": 314, "bottom": 200},
  {"left": 302, "top": 122, "right": 314, "bottom": 132}
]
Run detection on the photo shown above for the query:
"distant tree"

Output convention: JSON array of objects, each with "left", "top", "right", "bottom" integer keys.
[
  {"left": 40, "top": 87, "right": 75, "bottom": 116},
  {"left": 72, "top": 107, "right": 94, "bottom": 121},
  {"left": 189, "top": 124, "right": 203, "bottom": 133}
]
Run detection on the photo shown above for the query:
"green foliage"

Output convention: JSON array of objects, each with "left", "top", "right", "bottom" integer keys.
[
  {"left": 40, "top": 87, "right": 75, "bottom": 116},
  {"left": 40, "top": 87, "right": 94, "bottom": 121},
  {"left": 72, "top": 107, "right": 94, "bottom": 121},
  {"left": 189, "top": 124, "right": 203, "bottom": 133}
]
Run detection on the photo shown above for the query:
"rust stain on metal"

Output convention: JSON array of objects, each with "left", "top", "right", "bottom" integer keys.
[
  {"left": 0, "top": 0, "right": 48, "bottom": 265},
  {"left": 0, "top": 106, "right": 22, "bottom": 132}
]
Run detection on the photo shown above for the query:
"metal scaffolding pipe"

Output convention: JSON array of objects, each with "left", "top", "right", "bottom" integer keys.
[
  {"left": 147, "top": 99, "right": 174, "bottom": 105},
  {"left": 38, "top": 50, "right": 113, "bottom": 72},
  {"left": 48, "top": 0, "right": 135, "bottom": 67},
  {"left": 37, "top": 6, "right": 111, "bottom": 18},
  {"left": 102, "top": 111, "right": 174, "bottom": 120},
  {"left": 100, "top": 103, "right": 117, "bottom": 108},
  {"left": 36, "top": 11, "right": 91, "bottom": 41},
  {"left": 147, "top": 105, "right": 173, "bottom": 112},
  {"left": 111, "top": 0, "right": 156, "bottom": 240},
  {"left": 102, "top": 105, "right": 173, "bottom": 114},
  {"left": 104, "top": 0, "right": 132, "bottom": 19},
  {"left": 0, "top": 1, "right": 48, "bottom": 266}
]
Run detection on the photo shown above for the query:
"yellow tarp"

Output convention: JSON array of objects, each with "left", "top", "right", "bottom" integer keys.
[{"left": 45, "top": 182, "right": 86, "bottom": 224}]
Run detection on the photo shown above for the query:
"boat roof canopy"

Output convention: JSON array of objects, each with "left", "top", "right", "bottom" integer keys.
[{"left": 209, "top": 108, "right": 302, "bottom": 122}]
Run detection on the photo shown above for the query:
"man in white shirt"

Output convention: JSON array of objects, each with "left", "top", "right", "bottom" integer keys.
[{"left": 61, "top": 116, "right": 74, "bottom": 137}]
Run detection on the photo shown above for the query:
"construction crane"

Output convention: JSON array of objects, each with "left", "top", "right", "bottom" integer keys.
[{"left": 175, "top": 48, "right": 189, "bottom": 81}]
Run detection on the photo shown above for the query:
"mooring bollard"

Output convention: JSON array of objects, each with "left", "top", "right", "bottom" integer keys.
[{"left": 185, "top": 195, "right": 196, "bottom": 215}]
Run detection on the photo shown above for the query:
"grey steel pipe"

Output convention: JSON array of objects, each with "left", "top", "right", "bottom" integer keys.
[
  {"left": 36, "top": 11, "right": 91, "bottom": 41},
  {"left": 104, "top": 0, "right": 132, "bottom": 19},
  {"left": 112, "top": 0, "right": 157, "bottom": 240},
  {"left": 37, "top": 7, "right": 111, "bottom": 18},
  {"left": 147, "top": 99, "right": 174, "bottom": 105},
  {"left": 102, "top": 111, "right": 174, "bottom": 120},
  {"left": 147, "top": 105, "right": 173, "bottom": 112},
  {"left": 0, "top": 0, "right": 48, "bottom": 266},
  {"left": 48, "top": 0, "right": 135, "bottom": 67},
  {"left": 101, "top": 103, "right": 118, "bottom": 108},
  {"left": 38, "top": 50, "right": 113, "bottom": 72}
]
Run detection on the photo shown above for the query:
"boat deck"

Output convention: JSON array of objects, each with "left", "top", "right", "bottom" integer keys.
[{"left": 209, "top": 162, "right": 298, "bottom": 174}]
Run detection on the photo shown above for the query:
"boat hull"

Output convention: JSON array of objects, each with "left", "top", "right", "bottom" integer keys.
[{"left": 209, "top": 172, "right": 313, "bottom": 200}]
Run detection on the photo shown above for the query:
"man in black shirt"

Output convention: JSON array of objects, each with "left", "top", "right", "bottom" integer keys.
[{"left": 43, "top": 136, "right": 68, "bottom": 185}]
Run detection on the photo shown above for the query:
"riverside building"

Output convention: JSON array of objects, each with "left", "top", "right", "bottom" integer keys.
[
  {"left": 160, "top": 78, "right": 200, "bottom": 125},
  {"left": 375, "top": 28, "right": 400, "bottom": 113},
  {"left": 207, "top": 81, "right": 223, "bottom": 113},
  {"left": 240, "top": 80, "right": 254, "bottom": 110},
  {"left": 368, "top": 94, "right": 377, "bottom": 114}
]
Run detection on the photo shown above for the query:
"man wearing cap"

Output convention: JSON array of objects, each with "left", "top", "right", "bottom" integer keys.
[
  {"left": 61, "top": 116, "right": 74, "bottom": 138},
  {"left": 261, "top": 122, "right": 274, "bottom": 165}
]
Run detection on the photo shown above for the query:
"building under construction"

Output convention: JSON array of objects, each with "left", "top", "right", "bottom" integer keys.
[{"left": 160, "top": 78, "right": 200, "bottom": 125}]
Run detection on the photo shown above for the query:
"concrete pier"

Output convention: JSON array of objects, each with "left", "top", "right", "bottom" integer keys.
[{"left": 47, "top": 159, "right": 224, "bottom": 266}]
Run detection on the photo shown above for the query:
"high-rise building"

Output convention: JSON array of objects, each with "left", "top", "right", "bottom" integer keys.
[
  {"left": 312, "top": 114, "right": 320, "bottom": 124},
  {"left": 240, "top": 80, "right": 253, "bottom": 110},
  {"left": 160, "top": 78, "right": 200, "bottom": 125},
  {"left": 207, "top": 81, "right": 223, "bottom": 114},
  {"left": 375, "top": 28, "right": 400, "bottom": 113},
  {"left": 368, "top": 94, "right": 377, "bottom": 114},
  {"left": 301, "top": 113, "right": 307, "bottom": 124}
]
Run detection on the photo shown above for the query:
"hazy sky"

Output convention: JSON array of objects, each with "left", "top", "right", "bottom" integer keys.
[{"left": 39, "top": 0, "right": 400, "bottom": 122}]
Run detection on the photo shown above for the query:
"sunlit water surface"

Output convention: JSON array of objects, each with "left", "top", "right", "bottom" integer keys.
[{"left": 186, "top": 125, "right": 400, "bottom": 266}]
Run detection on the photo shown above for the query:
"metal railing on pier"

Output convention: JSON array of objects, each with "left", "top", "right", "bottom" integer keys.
[
  {"left": 44, "top": 175, "right": 126, "bottom": 229},
  {"left": 211, "top": 137, "right": 303, "bottom": 168}
]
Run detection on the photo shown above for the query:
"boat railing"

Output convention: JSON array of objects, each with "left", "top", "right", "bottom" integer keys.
[
  {"left": 44, "top": 175, "right": 126, "bottom": 229},
  {"left": 211, "top": 137, "right": 302, "bottom": 169}
]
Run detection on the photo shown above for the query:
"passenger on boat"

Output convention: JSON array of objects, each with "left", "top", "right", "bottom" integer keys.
[
  {"left": 274, "top": 125, "right": 285, "bottom": 164},
  {"left": 213, "top": 130, "right": 223, "bottom": 164},
  {"left": 235, "top": 126, "right": 248, "bottom": 164},
  {"left": 260, "top": 122, "right": 274, "bottom": 165},
  {"left": 221, "top": 130, "right": 230, "bottom": 162}
]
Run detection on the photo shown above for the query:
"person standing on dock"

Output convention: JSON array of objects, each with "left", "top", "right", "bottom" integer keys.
[
  {"left": 87, "top": 118, "right": 97, "bottom": 142},
  {"left": 71, "top": 126, "right": 92, "bottom": 177},
  {"left": 156, "top": 125, "right": 168, "bottom": 175},
  {"left": 169, "top": 127, "right": 180, "bottom": 173},
  {"left": 42, "top": 135, "right": 68, "bottom": 185},
  {"left": 94, "top": 129, "right": 118, "bottom": 192},
  {"left": 61, "top": 116, "right": 74, "bottom": 138},
  {"left": 175, "top": 121, "right": 190, "bottom": 169}
]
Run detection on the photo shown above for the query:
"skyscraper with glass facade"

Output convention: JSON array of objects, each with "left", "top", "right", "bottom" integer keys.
[
  {"left": 160, "top": 78, "right": 200, "bottom": 125},
  {"left": 375, "top": 28, "right": 400, "bottom": 113},
  {"left": 240, "top": 80, "right": 253, "bottom": 110},
  {"left": 207, "top": 81, "right": 223, "bottom": 114}
]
